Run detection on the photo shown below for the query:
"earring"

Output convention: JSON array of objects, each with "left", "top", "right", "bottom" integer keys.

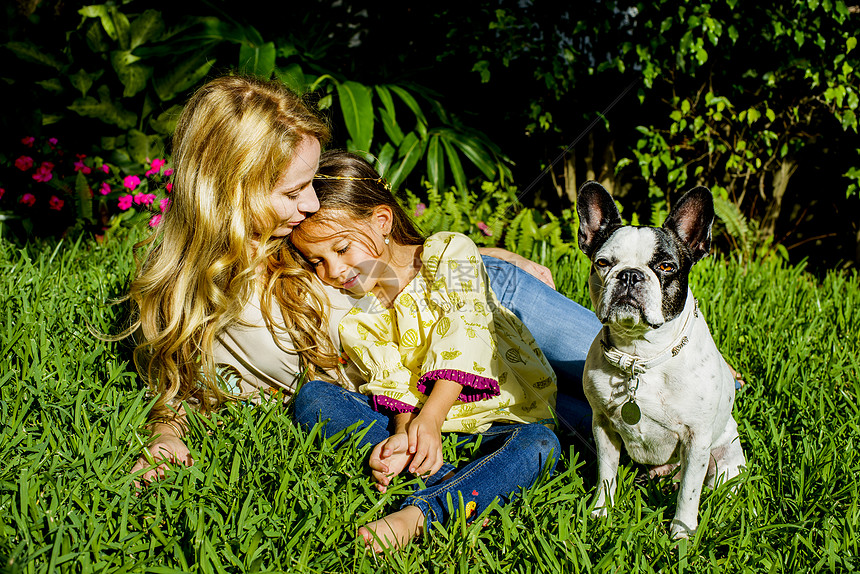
[{"left": 384, "top": 235, "right": 390, "bottom": 245}]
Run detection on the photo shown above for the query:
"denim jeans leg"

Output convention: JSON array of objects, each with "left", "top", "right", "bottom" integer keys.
[
  {"left": 293, "top": 380, "right": 392, "bottom": 448},
  {"left": 482, "top": 255, "right": 602, "bottom": 432},
  {"left": 402, "top": 423, "right": 561, "bottom": 529}
]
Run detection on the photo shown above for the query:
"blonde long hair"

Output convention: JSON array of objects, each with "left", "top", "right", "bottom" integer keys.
[{"left": 127, "top": 75, "right": 338, "bottom": 421}]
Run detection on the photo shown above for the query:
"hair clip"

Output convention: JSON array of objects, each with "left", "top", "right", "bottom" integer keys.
[{"left": 314, "top": 173, "right": 391, "bottom": 191}]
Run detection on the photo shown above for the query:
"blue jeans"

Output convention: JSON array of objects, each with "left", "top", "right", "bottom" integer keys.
[
  {"left": 294, "top": 380, "right": 560, "bottom": 529},
  {"left": 481, "top": 255, "right": 603, "bottom": 433}
]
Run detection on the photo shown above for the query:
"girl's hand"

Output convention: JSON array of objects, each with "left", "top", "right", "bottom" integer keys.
[
  {"left": 406, "top": 412, "right": 445, "bottom": 478},
  {"left": 130, "top": 433, "right": 193, "bottom": 488},
  {"left": 369, "top": 433, "right": 414, "bottom": 493}
]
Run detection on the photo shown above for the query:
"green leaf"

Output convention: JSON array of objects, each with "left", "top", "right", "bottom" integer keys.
[
  {"left": 127, "top": 129, "right": 164, "bottom": 163},
  {"left": 426, "top": 135, "right": 445, "bottom": 191},
  {"left": 68, "top": 87, "right": 137, "bottom": 129},
  {"left": 68, "top": 69, "right": 103, "bottom": 97},
  {"left": 848, "top": 37, "right": 858, "bottom": 53},
  {"left": 149, "top": 105, "right": 182, "bottom": 135},
  {"left": 153, "top": 52, "right": 215, "bottom": 102},
  {"left": 376, "top": 142, "right": 396, "bottom": 177},
  {"left": 239, "top": 41, "right": 276, "bottom": 78},
  {"left": 746, "top": 108, "right": 761, "bottom": 125},
  {"left": 443, "top": 130, "right": 497, "bottom": 180},
  {"left": 375, "top": 85, "right": 404, "bottom": 146},
  {"left": 387, "top": 132, "right": 424, "bottom": 190},
  {"left": 110, "top": 50, "right": 151, "bottom": 98},
  {"left": 336, "top": 81, "right": 374, "bottom": 154},
  {"left": 472, "top": 60, "right": 491, "bottom": 83},
  {"left": 274, "top": 63, "right": 306, "bottom": 94},
  {"left": 388, "top": 85, "right": 427, "bottom": 128},
  {"left": 4, "top": 41, "right": 64, "bottom": 70},
  {"left": 79, "top": 5, "right": 117, "bottom": 41},
  {"left": 378, "top": 107, "right": 405, "bottom": 148},
  {"left": 76, "top": 171, "right": 93, "bottom": 224},
  {"left": 794, "top": 29, "right": 805, "bottom": 47},
  {"left": 129, "top": 9, "right": 164, "bottom": 51},
  {"left": 110, "top": 6, "right": 131, "bottom": 50},
  {"left": 841, "top": 109, "right": 857, "bottom": 132},
  {"left": 441, "top": 137, "right": 467, "bottom": 193}
]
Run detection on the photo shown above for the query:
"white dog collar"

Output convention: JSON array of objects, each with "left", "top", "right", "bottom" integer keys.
[{"left": 600, "top": 299, "right": 699, "bottom": 424}]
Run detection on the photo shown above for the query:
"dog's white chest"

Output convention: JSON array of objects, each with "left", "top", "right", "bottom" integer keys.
[{"left": 589, "top": 369, "right": 690, "bottom": 464}]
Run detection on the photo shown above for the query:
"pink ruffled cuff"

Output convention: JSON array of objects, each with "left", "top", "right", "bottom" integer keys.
[
  {"left": 370, "top": 394, "right": 418, "bottom": 414},
  {"left": 417, "top": 369, "right": 500, "bottom": 403}
]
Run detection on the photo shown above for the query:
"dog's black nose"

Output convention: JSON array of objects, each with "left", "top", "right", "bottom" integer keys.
[{"left": 618, "top": 268, "right": 645, "bottom": 289}]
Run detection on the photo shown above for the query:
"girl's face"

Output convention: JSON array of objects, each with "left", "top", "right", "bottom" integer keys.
[
  {"left": 291, "top": 214, "right": 389, "bottom": 295},
  {"left": 268, "top": 137, "right": 321, "bottom": 237}
]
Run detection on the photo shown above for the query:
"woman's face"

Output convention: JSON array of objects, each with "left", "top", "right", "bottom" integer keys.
[{"left": 268, "top": 136, "right": 321, "bottom": 237}]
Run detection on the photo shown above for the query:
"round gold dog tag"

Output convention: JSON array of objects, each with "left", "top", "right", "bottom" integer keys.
[{"left": 621, "top": 400, "right": 641, "bottom": 425}]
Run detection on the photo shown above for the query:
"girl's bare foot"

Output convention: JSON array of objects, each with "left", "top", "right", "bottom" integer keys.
[{"left": 358, "top": 506, "right": 425, "bottom": 552}]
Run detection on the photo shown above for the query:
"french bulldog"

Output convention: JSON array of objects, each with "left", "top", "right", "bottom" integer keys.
[{"left": 576, "top": 181, "right": 745, "bottom": 539}]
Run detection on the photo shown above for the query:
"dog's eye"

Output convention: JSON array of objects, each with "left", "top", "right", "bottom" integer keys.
[
  {"left": 595, "top": 259, "right": 610, "bottom": 268},
  {"left": 658, "top": 262, "right": 676, "bottom": 272}
]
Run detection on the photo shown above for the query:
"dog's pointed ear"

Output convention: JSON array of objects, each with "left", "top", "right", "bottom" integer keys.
[
  {"left": 577, "top": 181, "right": 622, "bottom": 258},
  {"left": 663, "top": 187, "right": 715, "bottom": 263}
]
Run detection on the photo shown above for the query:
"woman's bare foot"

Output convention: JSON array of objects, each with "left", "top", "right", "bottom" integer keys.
[{"left": 358, "top": 506, "right": 425, "bottom": 552}]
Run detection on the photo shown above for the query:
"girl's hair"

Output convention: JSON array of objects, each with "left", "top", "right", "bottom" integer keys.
[
  {"left": 291, "top": 150, "right": 425, "bottom": 250},
  {"left": 126, "top": 74, "right": 339, "bottom": 422}
]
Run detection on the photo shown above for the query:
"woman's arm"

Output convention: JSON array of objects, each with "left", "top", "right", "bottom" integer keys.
[{"left": 478, "top": 247, "right": 555, "bottom": 289}]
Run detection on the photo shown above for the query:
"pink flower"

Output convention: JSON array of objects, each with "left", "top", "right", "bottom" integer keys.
[
  {"left": 159, "top": 198, "right": 171, "bottom": 212},
  {"left": 149, "top": 214, "right": 162, "bottom": 227},
  {"left": 415, "top": 203, "right": 426, "bottom": 217},
  {"left": 48, "top": 138, "right": 58, "bottom": 147},
  {"left": 0, "top": 188, "right": 4, "bottom": 200},
  {"left": 74, "top": 154, "right": 91, "bottom": 175},
  {"left": 49, "top": 195, "right": 64, "bottom": 211},
  {"left": 123, "top": 175, "right": 141, "bottom": 191},
  {"left": 32, "top": 162, "right": 55, "bottom": 183},
  {"left": 99, "top": 182, "right": 111, "bottom": 196},
  {"left": 133, "top": 193, "right": 156, "bottom": 206},
  {"left": 21, "top": 136, "right": 35, "bottom": 147},
  {"left": 101, "top": 164, "right": 110, "bottom": 174},
  {"left": 165, "top": 182, "right": 173, "bottom": 193},
  {"left": 164, "top": 168, "right": 173, "bottom": 177},
  {"left": 145, "top": 158, "right": 166, "bottom": 177},
  {"left": 20, "top": 193, "right": 36, "bottom": 206},
  {"left": 15, "top": 156, "right": 33, "bottom": 171},
  {"left": 118, "top": 195, "right": 134, "bottom": 210},
  {"left": 476, "top": 221, "right": 493, "bottom": 236}
]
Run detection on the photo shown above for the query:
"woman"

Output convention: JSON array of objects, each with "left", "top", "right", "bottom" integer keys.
[{"left": 127, "top": 74, "right": 603, "bottom": 483}]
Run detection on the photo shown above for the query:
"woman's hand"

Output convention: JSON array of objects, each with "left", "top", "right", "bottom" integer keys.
[
  {"left": 131, "top": 422, "right": 193, "bottom": 488},
  {"left": 478, "top": 247, "right": 556, "bottom": 289},
  {"left": 368, "top": 433, "right": 414, "bottom": 493}
]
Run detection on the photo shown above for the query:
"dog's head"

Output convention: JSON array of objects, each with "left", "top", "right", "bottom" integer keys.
[{"left": 576, "top": 181, "right": 714, "bottom": 331}]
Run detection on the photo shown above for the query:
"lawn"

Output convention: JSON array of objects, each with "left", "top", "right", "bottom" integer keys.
[{"left": 1, "top": 225, "right": 858, "bottom": 573}]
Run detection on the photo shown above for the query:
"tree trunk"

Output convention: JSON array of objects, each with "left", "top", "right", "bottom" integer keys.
[
  {"left": 762, "top": 158, "right": 798, "bottom": 238},
  {"left": 564, "top": 151, "right": 577, "bottom": 204}
]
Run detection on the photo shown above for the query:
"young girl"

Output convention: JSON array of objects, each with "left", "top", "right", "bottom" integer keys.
[{"left": 290, "top": 151, "right": 562, "bottom": 551}]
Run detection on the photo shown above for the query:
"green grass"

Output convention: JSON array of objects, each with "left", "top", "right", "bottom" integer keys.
[{"left": 1, "top": 227, "right": 858, "bottom": 573}]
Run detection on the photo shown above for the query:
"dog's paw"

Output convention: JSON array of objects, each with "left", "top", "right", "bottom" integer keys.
[
  {"left": 590, "top": 506, "right": 609, "bottom": 519},
  {"left": 669, "top": 519, "right": 696, "bottom": 540}
]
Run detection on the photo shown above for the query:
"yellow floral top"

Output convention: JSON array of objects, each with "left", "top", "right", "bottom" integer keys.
[{"left": 338, "top": 232, "right": 557, "bottom": 433}]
